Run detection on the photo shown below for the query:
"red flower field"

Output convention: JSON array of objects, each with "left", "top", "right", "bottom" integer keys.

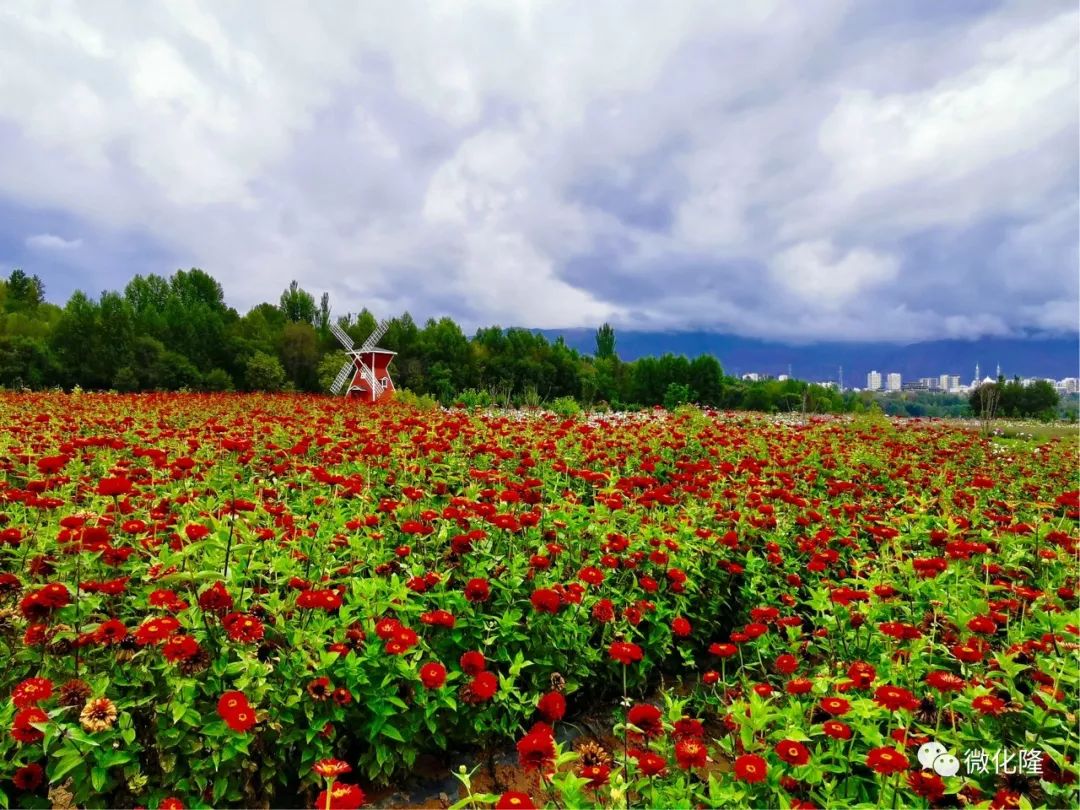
[{"left": 0, "top": 393, "right": 1076, "bottom": 808}]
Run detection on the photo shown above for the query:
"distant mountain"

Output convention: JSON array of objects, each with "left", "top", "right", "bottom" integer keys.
[{"left": 537, "top": 330, "right": 1080, "bottom": 384}]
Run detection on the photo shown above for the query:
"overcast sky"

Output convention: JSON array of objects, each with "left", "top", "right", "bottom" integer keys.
[{"left": 0, "top": 0, "right": 1076, "bottom": 342}]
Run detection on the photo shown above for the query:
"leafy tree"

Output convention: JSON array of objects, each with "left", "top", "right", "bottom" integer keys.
[
  {"left": 0, "top": 335, "right": 59, "bottom": 388},
  {"left": 663, "top": 382, "right": 694, "bottom": 410},
  {"left": 4, "top": 269, "right": 45, "bottom": 312},
  {"left": 278, "top": 322, "right": 320, "bottom": 391},
  {"left": 203, "top": 368, "right": 235, "bottom": 392},
  {"left": 595, "top": 322, "right": 616, "bottom": 359},
  {"left": 279, "top": 280, "right": 317, "bottom": 324},
  {"left": 245, "top": 351, "right": 287, "bottom": 392},
  {"left": 317, "top": 351, "right": 352, "bottom": 393}
]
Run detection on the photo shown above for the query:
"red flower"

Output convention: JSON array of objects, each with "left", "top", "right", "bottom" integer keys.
[
  {"left": 464, "top": 578, "right": 490, "bottom": 602},
  {"left": 198, "top": 582, "right": 234, "bottom": 615},
  {"left": 97, "top": 477, "right": 132, "bottom": 497},
  {"left": 223, "top": 612, "right": 265, "bottom": 643},
  {"left": 627, "top": 704, "right": 663, "bottom": 738},
  {"left": 709, "top": 642, "right": 737, "bottom": 657},
  {"left": 12, "top": 762, "right": 43, "bottom": 791},
  {"left": 313, "top": 783, "right": 366, "bottom": 809},
  {"left": 516, "top": 728, "right": 556, "bottom": 773},
  {"left": 608, "top": 641, "right": 643, "bottom": 665},
  {"left": 12, "top": 677, "right": 53, "bottom": 709},
  {"left": 733, "top": 754, "right": 768, "bottom": 783},
  {"left": 823, "top": 721, "right": 852, "bottom": 740},
  {"left": 591, "top": 599, "right": 615, "bottom": 623},
  {"left": 217, "top": 691, "right": 257, "bottom": 733},
  {"left": 94, "top": 619, "right": 128, "bottom": 645},
  {"left": 672, "top": 617, "right": 692, "bottom": 637},
  {"left": 460, "top": 650, "right": 486, "bottom": 675},
  {"left": 579, "top": 764, "right": 611, "bottom": 789},
  {"left": 134, "top": 616, "right": 180, "bottom": 645},
  {"left": 469, "top": 672, "right": 498, "bottom": 701},
  {"left": 495, "top": 792, "right": 535, "bottom": 810},
  {"left": 873, "top": 685, "right": 919, "bottom": 712},
  {"left": 530, "top": 588, "right": 561, "bottom": 614},
  {"left": 819, "top": 697, "right": 851, "bottom": 716},
  {"left": 159, "top": 799, "right": 185, "bottom": 810},
  {"left": 774, "top": 653, "right": 798, "bottom": 675},
  {"left": 775, "top": 739, "right": 810, "bottom": 766},
  {"left": 12, "top": 707, "right": 48, "bottom": 743},
  {"left": 675, "top": 737, "right": 708, "bottom": 769},
  {"left": 420, "top": 662, "right": 447, "bottom": 689},
  {"left": 537, "top": 691, "right": 566, "bottom": 722},
  {"left": 313, "top": 759, "right": 352, "bottom": 778},
  {"left": 925, "top": 670, "right": 966, "bottom": 693},
  {"left": 632, "top": 750, "right": 667, "bottom": 777},
  {"left": 866, "top": 746, "right": 908, "bottom": 775},
  {"left": 162, "top": 634, "right": 200, "bottom": 662},
  {"left": 972, "top": 695, "right": 1007, "bottom": 716},
  {"left": 907, "top": 771, "right": 945, "bottom": 801}
]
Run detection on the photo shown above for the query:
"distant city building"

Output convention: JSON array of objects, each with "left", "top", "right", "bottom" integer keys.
[
  {"left": 886, "top": 373, "right": 902, "bottom": 391},
  {"left": 918, "top": 377, "right": 938, "bottom": 390},
  {"left": 903, "top": 380, "right": 931, "bottom": 391},
  {"left": 939, "top": 373, "right": 950, "bottom": 391},
  {"left": 948, "top": 375, "right": 961, "bottom": 392},
  {"left": 866, "top": 370, "right": 882, "bottom": 391},
  {"left": 741, "top": 373, "right": 761, "bottom": 382},
  {"left": 1061, "top": 378, "right": 1079, "bottom": 394},
  {"left": 777, "top": 374, "right": 789, "bottom": 382}
]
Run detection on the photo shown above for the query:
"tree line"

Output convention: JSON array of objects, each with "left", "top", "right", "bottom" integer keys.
[{"left": 0, "top": 267, "right": 1060, "bottom": 418}]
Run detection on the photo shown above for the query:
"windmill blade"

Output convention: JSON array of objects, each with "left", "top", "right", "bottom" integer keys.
[
  {"left": 330, "top": 360, "right": 354, "bottom": 395},
  {"left": 360, "top": 319, "right": 390, "bottom": 351},
  {"left": 330, "top": 322, "right": 355, "bottom": 351}
]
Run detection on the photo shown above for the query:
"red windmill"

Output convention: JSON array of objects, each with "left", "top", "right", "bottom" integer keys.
[{"left": 329, "top": 319, "right": 396, "bottom": 403}]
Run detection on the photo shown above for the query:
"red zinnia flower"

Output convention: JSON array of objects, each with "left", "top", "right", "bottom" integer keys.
[
  {"left": 12, "top": 707, "right": 48, "bottom": 743},
  {"left": 672, "top": 617, "right": 692, "bottom": 637},
  {"left": 420, "top": 662, "right": 447, "bottom": 689},
  {"left": 632, "top": 750, "right": 667, "bottom": 777},
  {"left": 537, "top": 691, "right": 566, "bottom": 722},
  {"left": 709, "top": 642, "right": 737, "bottom": 657},
  {"left": 733, "top": 754, "right": 768, "bottom": 783},
  {"left": 162, "top": 634, "right": 200, "bottom": 662},
  {"left": 217, "top": 691, "right": 257, "bottom": 733},
  {"left": 775, "top": 739, "right": 810, "bottom": 766},
  {"left": 495, "top": 792, "right": 535, "bottom": 810},
  {"left": 464, "top": 578, "right": 490, "bottom": 602},
  {"left": 675, "top": 737, "right": 708, "bottom": 769},
  {"left": 516, "top": 728, "right": 556, "bottom": 772},
  {"left": 775, "top": 653, "right": 798, "bottom": 675},
  {"left": 627, "top": 704, "right": 663, "bottom": 738},
  {"left": 313, "top": 783, "right": 366, "bottom": 809},
  {"left": 12, "top": 677, "right": 53, "bottom": 709},
  {"left": 823, "top": 721, "right": 852, "bottom": 740},
  {"left": 530, "top": 588, "right": 561, "bottom": 614},
  {"left": 925, "top": 670, "right": 965, "bottom": 693},
  {"left": 819, "top": 697, "right": 850, "bottom": 716},
  {"left": 97, "top": 477, "right": 132, "bottom": 497},
  {"left": 907, "top": 771, "right": 945, "bottom": 801},
  {"left": 469, "top": 671, "right": 498, "bottom": 701},
  {"left": 874, "top": 685, "right": 919, "bottom": 712},
  {"left": 12, "top": 763, "right": 43, "bottom": 791},
  {"left": 972, "top": 695, "right": 1007, "bottom": 716},
  {"left": 608, "top": 641, "right": 643, "bottom": 665},
  {"left": 866, "top": 746, "right": 908, "bottom": 775},
  {"left": 223, "top": 612, "right": 265, "bottom": 643},
  {"left": 313, "top": 759, "right": 352, "bottom": 778},
  {"left": 460, "top": 651, "right": 486, "bottom": 675}
]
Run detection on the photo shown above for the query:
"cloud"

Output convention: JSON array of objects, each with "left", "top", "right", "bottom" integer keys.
[
  {"left": 25, "top": 233, "right": 82, "bottom": 251},
  {"left": 0, "top": 0, "right": 1074, "bottom": 341}
]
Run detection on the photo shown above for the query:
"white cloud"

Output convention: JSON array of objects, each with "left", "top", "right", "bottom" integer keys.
[
  {"left": 771, "top": 241, "right": 898, "bottom": 309},
  {"left": 25, "top": 233, "right": 82, "bottom": 251},
  {"left": 0, "top": 0, "right": 1073, "bottom": 339}
]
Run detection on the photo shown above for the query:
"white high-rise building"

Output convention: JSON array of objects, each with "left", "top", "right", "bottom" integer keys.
[
  {"left": 939, "top": 374, "right": 950, "bottom": 391},
  {"left": 886, "top": 373, "right": 902, "bottom": 391},
  {"left": 866, "top": 370, "right": 882, "bottom": 391}
]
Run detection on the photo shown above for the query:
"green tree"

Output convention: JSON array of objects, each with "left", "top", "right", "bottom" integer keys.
[
  {"left": 4, "top": 269, "right": 45, "bottom": 312},
  {"left": 278, "top": 322, "right": 320, "bottom": 391},
  {"left": 245, "top": 351, "right": 287, "bottom": 392},
  {"left": 279, "top": 280, "right": 317, "bottom": 324},
  {"left": 595, "top": 322, "right": 616, "bottom": 359}
]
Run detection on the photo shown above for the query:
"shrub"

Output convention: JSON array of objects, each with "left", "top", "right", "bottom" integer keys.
[{"left": 244, "top": 351, "right": 287, "bottom": 392}]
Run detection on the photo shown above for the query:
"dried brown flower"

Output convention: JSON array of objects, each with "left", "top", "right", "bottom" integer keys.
[{"left": 80, "top": 697, "right": 118, "bottom": 732}]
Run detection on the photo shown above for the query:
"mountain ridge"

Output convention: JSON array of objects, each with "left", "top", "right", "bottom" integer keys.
[{"left": 535, "top": 330, "right": 1080, "bottom": 384}]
